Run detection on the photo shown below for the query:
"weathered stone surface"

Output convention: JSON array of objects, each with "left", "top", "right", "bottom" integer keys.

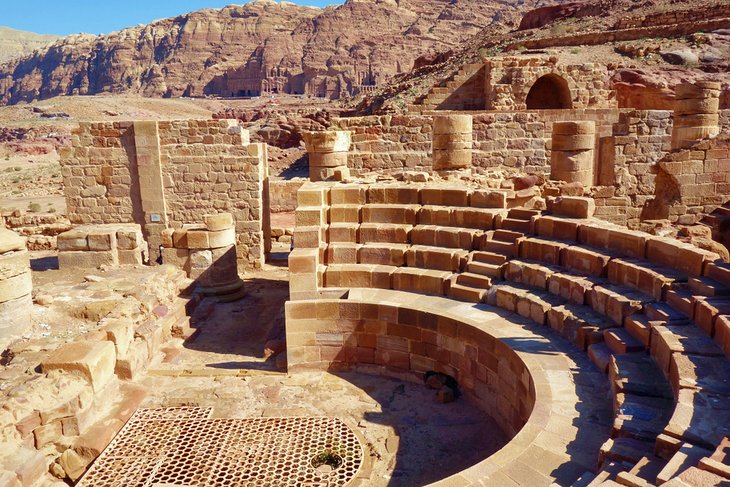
[{"left": 42, "top": 341, "right": 117, "bottom": 391}]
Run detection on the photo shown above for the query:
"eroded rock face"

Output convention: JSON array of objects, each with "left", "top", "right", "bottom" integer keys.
[
  {"left": 0, "top": 0, "right": 504, "bottom": 104},
  {"left": 0, "top": 27, "right": 58, "bottom": 65}
]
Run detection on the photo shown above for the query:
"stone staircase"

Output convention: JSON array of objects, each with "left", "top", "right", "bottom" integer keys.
[{"left": 407, "top": 63, "right": 484, "bottom": 114}]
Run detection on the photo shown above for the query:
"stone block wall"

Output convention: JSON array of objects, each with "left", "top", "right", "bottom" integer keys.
[
  {"left": 60, "top": 120, "right": 269, "bottom": 270},
  {"left": 647, "top": 134, "right": 730, "bottom": 224},
  {"left": 483, "top": 57, "right": 616, "bottom": 111},
  {"left": 285, "top": 299, "right": 534, "bottom": 438},
  {"left": 57, "top": 224, "right": 145, "bottom": 269},
  {"left": 269, "top": 178, "right": 307, "bottom": 213},
  {"left": 334, "top": 109, "right": 621, "bottom": 175},
  {"left": 614, "top": 3, "right": 730, "bottom": 29}
]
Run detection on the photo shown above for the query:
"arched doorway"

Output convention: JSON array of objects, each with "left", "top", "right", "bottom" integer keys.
[{"left": 526, "top": 74, "right": 573, "bottom": 109}]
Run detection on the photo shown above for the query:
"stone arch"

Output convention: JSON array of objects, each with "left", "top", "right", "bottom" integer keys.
[{"left": 525, "top": 73, "right": 573, "bottom": 109}]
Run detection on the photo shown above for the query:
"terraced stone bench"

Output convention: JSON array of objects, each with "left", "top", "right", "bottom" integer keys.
[{"left": 288, "top": 181, "right": 730, "bottom": 485}]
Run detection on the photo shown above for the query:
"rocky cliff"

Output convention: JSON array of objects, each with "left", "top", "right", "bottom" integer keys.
[
  {"left": 0, "top": 0, "right": 530, "bottom": 105},
  {"left": 0, "top": 27, "right": 58, "bottom": 65}
]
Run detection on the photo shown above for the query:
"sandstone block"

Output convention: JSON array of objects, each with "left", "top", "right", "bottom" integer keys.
[
  {"left": 58, "top": 250, "right": 118, "bottom": 269},
  {"left": 86, "top": 230, "right": 116, "bottom": 251},
  {"left": 326, "top": 224, "right": 357, "bottom": 244},
  {"left": 104, "top": 319, "right": 134, "bottom": 358},
  {"left": 207, "top": 227, "right": 236, "bottom": 249},
  {"left": 42, "top": 341, "right": 116, "bottom": 391},
  {"left": 203, "top": 213, "right": 234, "bottom": 232},
  {"left": 548, "top": 196, "right": 595, "bottom": 219},
  {"left": 186, "top": 230, "right": 211, "bottom": 250},
  {"left": 0, "top": 228, "right": 27, "bottom": 254},
  {"left": 0, "top": 248, "right": 30, "bottom": 282},
  {"left": 296, "top": 207, "right": 328, "bottom": 227},
  {"left": 0, "top": 272, "right": 33, "bottom": 303},
  {"left": 160, "top": 228, "right": 174, "bottom": 248},
  {"left": 57, "top": 230, "right": 89, "bottom": 251},
  {"left": 118, "top": 249, "right": 143, "bottom": 266},
  {"left": 367, "top": 185, "right": 419, "bottom": 205},
  {"left": 432, "top": 114, "right": 472, "bottom": 134},
  {"left": 295, "top": 226, "right": 325, "bottom": 247},
  {"left": 471, "top": 189, "right": 507, "bottom": 209},
  {"left": 189, "top": 250, "right": 213, "bottom": 270},
  {"left": 552, "top": 121, "right": 596, "bottom": 135},
  {"left": 297, "top": 184, "right": 329, "bottom": 207},
  {"left": 3, "top": 447, "right": 46, "bottom": 487},
  {"left": 419, "top": 188, "right": 469, "bottom": 207},
  {"left": 330, "top": 185, "right": 367, "bottom": 205},
  {"left": 172, "top": 229, "right": 189, "bottom": 248},
  {"left": 329, "top": 205, "right": 361, "bottom": 223},
  {"left": 58, "top": 449, "right": 87, "bottom": 482},
  {"left": 34, "top": 421, "right": 62, "bottom": 448},
  {"left": 116, "top": 228, "right": 143, "bottom": 250},
  {"left": 161, "top": 247, "right": 189, "bottom": 270}
]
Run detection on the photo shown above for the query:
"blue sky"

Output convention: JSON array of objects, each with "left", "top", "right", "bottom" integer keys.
[{"left": 2, "top": 0, "right": 334, "bottom": 36}]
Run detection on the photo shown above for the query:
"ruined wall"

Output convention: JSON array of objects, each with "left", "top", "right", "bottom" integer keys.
[
  {"left": 60, "top": 119, "right": 269, "bottom": 270},
  {"left": 334, "top": 108, "right": 621, "bottom": 175},
  {"left": 269, "top": 178, "right": 307, "bottom": 213},
  {"left": 484, "top": 57, "right": 616, "bottom": 111},
  {"left": 645, "top": 135, "right": 730, "bottom": 225},
  {"left": 614, "top": 3, "right": 730, "bottom": 29}
]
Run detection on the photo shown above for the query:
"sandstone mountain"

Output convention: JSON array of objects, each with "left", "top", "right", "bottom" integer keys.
[
  {"left": 0, "top": 27, "right": 58, "bottom": 65},
  {"left": 0, "top": 0, "right": 556, "bottom": 105}
]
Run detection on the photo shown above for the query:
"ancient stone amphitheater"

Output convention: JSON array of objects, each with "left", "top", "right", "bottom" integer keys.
[{"left": 1, "top": 55, "right": 729, "bottom": 487}]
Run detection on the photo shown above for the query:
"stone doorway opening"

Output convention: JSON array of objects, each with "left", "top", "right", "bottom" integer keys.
[{"left": 526, "top": 73, "right": 573, "bottom": 109}]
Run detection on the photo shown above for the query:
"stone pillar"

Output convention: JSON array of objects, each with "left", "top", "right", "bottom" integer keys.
[
  {"left": 302, "top": 131, "right": 351, "bottom": 182},
  {"left": 161, "top": 213, "right": 244, "bottom": 301},
  {"left": 432, "top": 115, "right": 473, "bottom": 173},
  {"left": 0, "top": 227, "right": 32, "bottom": 347},
  {"left": 133, "top": 120, "right": 168, "bottom": 260},
  {"left": 671, "top": 81, "right": 721, "bottom": 150},
  {"left": 550, "top": 121, "right": 595, "bottom": 186}
]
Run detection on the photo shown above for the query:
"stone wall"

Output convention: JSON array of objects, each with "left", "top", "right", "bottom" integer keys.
[
  {"left": 269, "top": 178, "right": 307, "bottom": 213},
  {"left": 614, "top": 3, "right": 730, "bottom": 29},
  {"left": 483, "top": 57, "right": 616, "bottom": 111},
  {"left": 334, "top": 108, "right": 621, "bottom": 176},
  {"left": 646, "top": 134, "right": 730, "bottom": 225},
  {"left": 60, "top": 119, "right": 269, "bottom": 270},
  {"left": 285, "top": 299, "right": 534, "bottom": 438}
]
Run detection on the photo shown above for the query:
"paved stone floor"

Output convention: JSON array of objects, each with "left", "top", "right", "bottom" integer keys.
[{"left": 138, "top": 268, "right": 510, "bottom": 485}]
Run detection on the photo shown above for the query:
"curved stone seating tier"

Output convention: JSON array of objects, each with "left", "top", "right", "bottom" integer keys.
[
  {"left": 289, "top": 182, "right": 730, "bottom": 484},
  {"left": 285, "top": 289, "right": 612, "bottom": 486}
]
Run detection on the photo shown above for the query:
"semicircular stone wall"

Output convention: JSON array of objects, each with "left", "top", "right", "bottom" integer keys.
[{"left": 285, "top": 288, "right": 612, "bottom": 486}]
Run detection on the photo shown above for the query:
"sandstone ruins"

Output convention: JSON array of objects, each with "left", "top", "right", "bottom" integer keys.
[{"left": 0, "top": 7, "right": 729, "bottom": 486}]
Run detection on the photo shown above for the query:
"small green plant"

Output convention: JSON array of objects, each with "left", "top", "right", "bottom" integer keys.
[
  {"left": 570, "top": 48, "right": 581, "bottom": 55},
  {"left": 13, "top": 167, "right": 21, "bottom": 172},
  {"left": 48, "top": 207, "right": 57, "bottom": 214},
  {"left": 28, "top": 202, "right": 41, "bottom": 213},
  {"left": 311, "top": 450, "right": 343, "bottom": 470}
]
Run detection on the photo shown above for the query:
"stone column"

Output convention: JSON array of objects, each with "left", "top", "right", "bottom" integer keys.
[
  {"left": 550, "top": 121, "right": 595, "bottom": 186},
  {"left": 432, "top": 115, "right": 473, "bottom": 173},
  {"left": 302, "top": 131, "right": 351, "bottom": 182},
  {"left": 133, "top": 120, "right": 168, "bottom": 260},
  {"left": 671, "top": 81, "right": 721, "bottom": 150},
  {"left": 0, "top": 227, "right": 32, "bottom": 347}
]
